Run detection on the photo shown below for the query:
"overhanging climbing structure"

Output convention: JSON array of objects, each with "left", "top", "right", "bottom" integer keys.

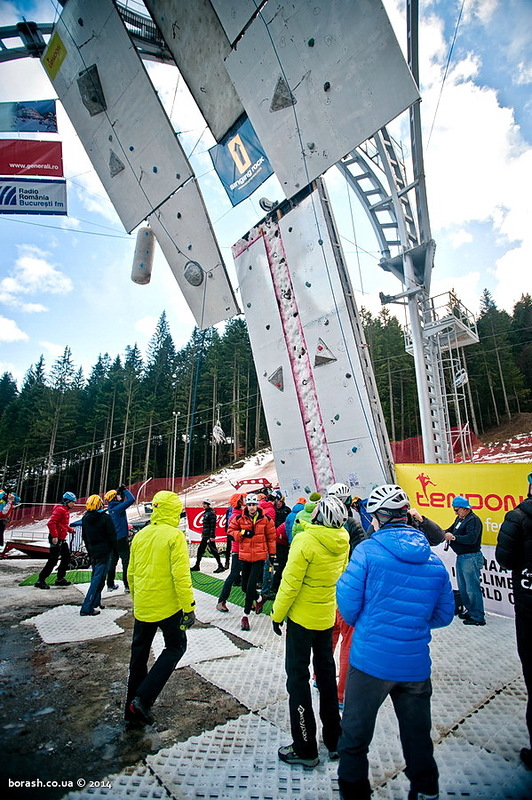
[{"left": 233, "top": 179, "right": 394, "bottom": 504}]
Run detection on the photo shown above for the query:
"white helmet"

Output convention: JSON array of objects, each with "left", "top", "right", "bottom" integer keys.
[
  {"left": 245, "top": 493, "right": 259, "bottom": 504},
  {"left": 203, "top": 498, "right": 212, "bottom": 506},
  {"left": 327, "top": 482, "right": 351, "bottom": 502},
  {"left": 315, "top": 495, "right": 348, "bottom": 528},
  {"left": 367, "top": 484, "right": 409, "bottom": 514}
]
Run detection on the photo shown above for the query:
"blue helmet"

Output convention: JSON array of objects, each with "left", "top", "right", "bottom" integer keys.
[
  {"left": 452, "top": 495, "right": 471, "bottom": 509},
  {"left": 62, "top": 491, "right": 77, "bottom": 503}
]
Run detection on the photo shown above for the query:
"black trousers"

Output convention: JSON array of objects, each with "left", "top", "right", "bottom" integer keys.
[
  {"left": 195, "top": 536, "right": 222, "bottom": 567},
  {"left": 38, "top": 537, "right": 70, "bottom": 582},
  {"left": 126, "top": 611, "right": 187, "bottom": 708},
  {"left": 516, "top": 604, "right": 532, "bottom": 749},
  {"left": 285, "top": 618, "right": 341, "bottom": 759},
  {"left": 338, "top": 666, "right": 438, "bottom": 800},
  {"left": 271, "top": 543, "right": 289, "bottom": 595},
  {"left": 107, "top": 537, "right": 130, "bottom": 588},
  {"left": 240, "top": 559, "right": 264, "bottom": 615},
  {"left": 218, "top": 553, "right": 242, "bottom": 603}
]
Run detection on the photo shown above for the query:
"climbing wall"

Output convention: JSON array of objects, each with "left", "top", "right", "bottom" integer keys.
[
  {"left": 233, "top": 181, "right": 393, "bottom": 503},
  {"left": 41, "top": 0, "right": 239, "bottom": 328}
]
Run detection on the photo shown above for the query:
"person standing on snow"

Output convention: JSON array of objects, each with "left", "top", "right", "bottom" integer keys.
[
  {"left": 336, "top": 484, "right": 454, "bottom": 800},
  {"left": 105, "top": 485, "right": 136, "bottom": 591},
  {"left": 496, "top": 472, "right": 532, "bottom": 770},
  {"left": 126, "top": 490, "right": 195, "bottom": 726},
  {"left": 444, "top": 495, "right": 485, "bottom": 626},
  {"left": 34, "top": 491, "right": 77, "bottom": 589},
  {"left": 80, "top": 495, "right": 118, "bottom": 616},
  {"left": 271, "top": 495, "right": 349, "bottom": 768},
  {"left": 229, "top": 493, "right": 276, "bottom": 631},
  {"left": 191, "top": 499, "right": 226, "bottom": 573},
  {"left": 0, "top": 490, "right": 21, "bottom": 547}
]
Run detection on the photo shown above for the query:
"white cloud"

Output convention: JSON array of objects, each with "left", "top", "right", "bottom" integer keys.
[
  {"left": 0, "top": 316, "right": 28, "bottom": 342},
  {"left": 515, "top": 61, "right": 532, "bottom": 86},
  {"left": 134, "top": 315, "right": 158, "bottom": 338},
  {"left": 0, "top": 245, "right": 73, "bottom": 309},
  {"left": 38, "top": 340, "right": 66, "bottom": 359},
  {"left": 448, "top": 229, "right": 474, "bottom": 248}
]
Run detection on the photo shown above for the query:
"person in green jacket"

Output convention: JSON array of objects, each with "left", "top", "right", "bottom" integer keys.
[
  {"left": 125, "top": 491, "right": 195, "bottom": 725},
  {"left": 271, "top": 495, "right": 349, "bottom": 767}
]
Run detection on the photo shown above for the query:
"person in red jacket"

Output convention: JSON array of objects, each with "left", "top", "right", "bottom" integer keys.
[
  {"left": 229, "top": 493, "right": 276, "bottom": 631},
  {"left": 34, "top": 491, "right": 77, "bottom": 589}
]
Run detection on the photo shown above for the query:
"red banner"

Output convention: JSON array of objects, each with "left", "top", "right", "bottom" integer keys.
[
  {"left": 0, "top": 139, "right": 63, "bottom": 177},
  {"left": 185, "top": 507, "right": 228, "bottom": 543}
]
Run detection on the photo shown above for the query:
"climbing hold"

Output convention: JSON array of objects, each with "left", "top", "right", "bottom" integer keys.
[
  {"left": 152, "top": 166, "right": 158, "bottom": 173},
  {"left": 334, "top": 414, "right": 340, "bottom": 421},
  {"left": 305, "top": 281, "right": 311, "bottom": 288},
  {"left": 247, "top": 302, "right": 251, "bottom": 308},
  {"left": 304, "top": 486, "right": 311, "bottom": 494},
  {"left": 276, "top": 420, "right": 282, "bottom": 426},
  {"left": 308, "top": 38, "right": 315, "bottom": 47},
  {"left": 351, "top": 446, "right": 358, "bottom": 453}
]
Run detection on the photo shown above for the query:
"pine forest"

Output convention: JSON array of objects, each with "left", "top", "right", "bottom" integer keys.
[{"left": 0, "top": 291, "right": 530, "bottom": 505}]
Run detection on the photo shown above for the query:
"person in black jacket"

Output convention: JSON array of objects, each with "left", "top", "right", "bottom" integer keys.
[
  {"left": 496, "top": 473, "right": 532, "bottom": 770},
  {"left": 80, "top": 495, "right": 118, "bottom": 616},
  {"left": 191, "top": 499, "right": 225, "bottom": 573},
  {"left": 444, "top": 496, "right": 485, "bottom": 626}
]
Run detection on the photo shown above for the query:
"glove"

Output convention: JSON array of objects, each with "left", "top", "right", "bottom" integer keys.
[
  {"left": 242, "top": 530, "right": 255, "bottom": 538},
  {"left": 272, "top": 620, "right": 283, "bottom": 636},
  {"left": 181, "top": 610, "right": 196, "bottom": 630},
  {"left": 117, "top": 485, "right": 127, "bottom": 496}
]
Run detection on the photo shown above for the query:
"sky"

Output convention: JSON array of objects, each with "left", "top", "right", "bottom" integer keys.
[{"left": 0, "top": 0, "right": 531, "bottom": 387}]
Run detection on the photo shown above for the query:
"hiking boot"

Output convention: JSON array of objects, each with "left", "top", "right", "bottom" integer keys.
[
  {"left": 458, "top": 610, "right": 471, "bottom": 620},
  {"left": 329, "top": 750, "right": 339, "bottom": 761},
  {"left": 34, "top": 580, "right": 50, "bottom": 590},
  {"left": 128, "top": 696, "right": 154, "bottom": 725},
  {"left": 80, "top": 608, "right": 100, "bottom": 616},
  {"left": 216, "top": 602, "right": 228, "bottom": 612},
  {"left": 241, "top": 615, "right": 250, "bottom": 631},
  {"left": 190, "top": 565, "right": 200, "bottom": 571},
  {"left": 55, "top": 578, "right": 72, "bottom": 587},
  {"left": 278, "top": 744, "right": 319, "bottom": 768},
  {"left": 107, "top": 584, "right": 119, "bottom": 591},
  {"left": 254, "top": 595, "right": 266, "bottom": 615},
  {"left": 463, "top": 618, "right": 486, "bottom": 626},
  {"left": 213, "top": 565, "right": 226, "bottom": 573}
]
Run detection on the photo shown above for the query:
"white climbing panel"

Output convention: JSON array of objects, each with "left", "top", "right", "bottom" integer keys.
[{"left": 233, "top": 183, "right": 392, "bottom": 503}]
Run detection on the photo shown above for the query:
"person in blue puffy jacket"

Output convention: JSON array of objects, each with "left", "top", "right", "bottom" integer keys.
[{"left": 336, "top": 484, "right": 454, "bottom": 800}]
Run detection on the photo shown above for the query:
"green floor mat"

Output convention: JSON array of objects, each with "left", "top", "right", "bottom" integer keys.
[
  {"left": 20, "top": 571, "right": 123, "bottom": 587},
  {"left": 191, "top": 572, "right": 274, "bottom": 614}
]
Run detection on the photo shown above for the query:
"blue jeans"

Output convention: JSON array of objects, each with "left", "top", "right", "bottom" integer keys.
[
  {"left": 338, "top": 667, "right": 438, "bottom": 799},
  {"left": 456, "top": 551, "right": 485, "bottom": 623},
  {"left": 81, "top": 558, "right": 108, "bottom": 613}
]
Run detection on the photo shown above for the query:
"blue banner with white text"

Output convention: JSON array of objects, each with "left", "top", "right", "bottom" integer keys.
[{"left": 209, "top": 116, "right": 273, "bottom": 206}]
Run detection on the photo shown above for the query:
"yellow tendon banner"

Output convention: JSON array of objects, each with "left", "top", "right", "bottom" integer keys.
[{"left": 396, "top": 462, "right": 531, "bottom": 546}]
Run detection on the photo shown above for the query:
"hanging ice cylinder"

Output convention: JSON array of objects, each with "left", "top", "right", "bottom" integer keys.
[{"left": 131, "top": 227, "right": 155, "bottom": 285}]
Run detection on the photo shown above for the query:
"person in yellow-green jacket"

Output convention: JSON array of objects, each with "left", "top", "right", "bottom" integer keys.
[
  {"left": 271, "top": 495, "right": 349, "bottom": 768},
  {"left": 125, "top": 491, "right": 195, "bottom": 726}
]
